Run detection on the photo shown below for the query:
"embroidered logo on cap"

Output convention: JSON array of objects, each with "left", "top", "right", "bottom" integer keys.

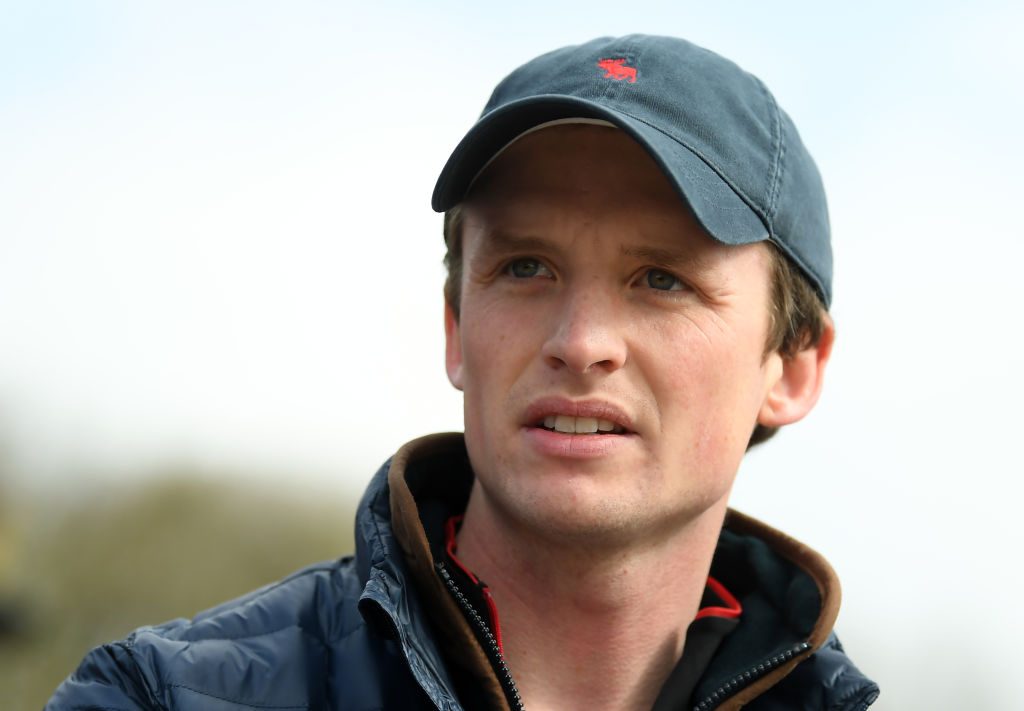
[{"left": 597, "top": 58, "right": 637, "bottom": 83}]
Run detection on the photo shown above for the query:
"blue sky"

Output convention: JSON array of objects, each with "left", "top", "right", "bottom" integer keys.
[{"left": 2, "top": 3, "right": 1022, "bottom": 707}]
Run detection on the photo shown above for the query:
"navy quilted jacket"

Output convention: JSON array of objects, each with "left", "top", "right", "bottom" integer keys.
[{"left": 47, "top": 439, "right": 879, "bottom": 710}]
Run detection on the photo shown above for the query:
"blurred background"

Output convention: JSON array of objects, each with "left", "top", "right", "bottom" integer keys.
[{"left": 2, "top": 1, "right": 1021, "bottom": 708}]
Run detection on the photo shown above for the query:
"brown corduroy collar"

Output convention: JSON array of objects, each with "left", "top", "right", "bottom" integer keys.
[
  {"left": 712, "top": 510, "right": 842, "bottom": 710},
  {"left": 388, "top": 433, "right": 511, "bottom": 711}
]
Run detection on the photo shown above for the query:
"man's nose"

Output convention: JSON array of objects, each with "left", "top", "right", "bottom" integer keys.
[{"left": 540, "top": 288, "right": 627, "bottom": 375}]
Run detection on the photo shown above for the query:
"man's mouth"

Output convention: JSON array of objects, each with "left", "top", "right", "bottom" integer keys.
[{"left": 537, "top": 415, "right": 627, "bottom": 435}]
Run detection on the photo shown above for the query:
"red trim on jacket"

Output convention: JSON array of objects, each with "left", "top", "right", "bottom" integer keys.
[
  {"left": 694, "top": 575, "right": 743, "bottom": 620},
  {"left": 444, "top": 515, "right": 480, "bottom": 584},
  {"left": 445, "top": 515, "right": 504, "bottom": 653}
]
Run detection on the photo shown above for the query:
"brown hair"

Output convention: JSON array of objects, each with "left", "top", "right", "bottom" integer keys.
[{"left": 441, "top": 204, "right": 828, "bottom": 448}]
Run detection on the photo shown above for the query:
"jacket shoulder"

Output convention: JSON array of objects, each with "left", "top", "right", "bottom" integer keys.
[
  {"left": 745, "top": 634, "right": 880, "bottom": 711},
  {"left": 47, "top": 557, "right": 368, "bottom": 710}
]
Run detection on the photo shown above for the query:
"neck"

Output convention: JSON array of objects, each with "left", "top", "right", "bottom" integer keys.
[{"left": 456, "top": 484, "right": 730, "bottom": 711}]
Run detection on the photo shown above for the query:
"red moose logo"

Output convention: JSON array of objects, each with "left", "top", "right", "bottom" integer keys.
[{"left": 597, "top": 58, "right": 637, "bottom": 83}]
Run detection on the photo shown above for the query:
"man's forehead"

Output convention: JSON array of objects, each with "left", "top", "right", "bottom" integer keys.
[
  {"left": 466, "top": 118, "right": 619, "bottom": 194},
  {"left": 463, "top": 124, "right": 686, "bottom": 219}
]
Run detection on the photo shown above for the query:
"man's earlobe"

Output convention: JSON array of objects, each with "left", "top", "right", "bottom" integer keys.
[
  {"left": 758, "top": 317, "right": 835, "bottom": 428},
  {"left": 444, "top": 302, "right": 464, "bottom": 391}
]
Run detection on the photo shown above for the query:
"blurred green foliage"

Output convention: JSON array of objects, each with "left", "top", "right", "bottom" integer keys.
[{"left": 0, "top": 474, "right": 355, "bottom": 710}]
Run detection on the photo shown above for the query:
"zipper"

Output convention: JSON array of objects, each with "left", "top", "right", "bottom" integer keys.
[
  {"left": 692, "top": 641, "right": 811, "bottom": 711},
  {"left": 437, "top": 561, "right": 525, "bottom": 711}
]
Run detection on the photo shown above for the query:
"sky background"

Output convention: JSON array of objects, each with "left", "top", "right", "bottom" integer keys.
[{"left": 2, "top": 2, "right": 1023, "bottom": 708}]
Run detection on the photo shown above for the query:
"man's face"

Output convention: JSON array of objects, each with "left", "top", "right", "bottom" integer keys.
[{"left": 445, "top": 124, "right": 785, "bottom": 544}]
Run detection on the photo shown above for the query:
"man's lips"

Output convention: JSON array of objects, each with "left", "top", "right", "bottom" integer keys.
[{"left": 522, "top": 396, "right": 636, "bottom": 435}]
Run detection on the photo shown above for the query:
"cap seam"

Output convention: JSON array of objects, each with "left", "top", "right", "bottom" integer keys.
[{"left": 757, "top": 76, "right": 785, "bottom": 229}]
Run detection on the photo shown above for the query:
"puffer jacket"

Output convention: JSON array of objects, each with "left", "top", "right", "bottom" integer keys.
[{"left": 47, "top": 434, "right": 879, "bottom": 710}]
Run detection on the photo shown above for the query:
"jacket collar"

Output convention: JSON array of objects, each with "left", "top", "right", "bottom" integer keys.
[
  {"left": 695, "top": 510, "right": 841, "bottom": 709},
  {"left": 387, "top": 434, "right": 510, "bottom": 710},
  {"left": 356, "top": 433, "right": 843, "bottom": 711},
  {"left": 353, "top": 435, "right": 467, "bottom": 711}
]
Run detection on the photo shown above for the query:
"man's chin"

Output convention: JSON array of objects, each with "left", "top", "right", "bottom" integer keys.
[{"left": 491, "top": 479, "right": 672, "bottom": 547}]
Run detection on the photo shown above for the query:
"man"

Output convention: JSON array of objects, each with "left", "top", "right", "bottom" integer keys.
[{"left": 49, "top": 35, "right": 878, "bottom": 710}]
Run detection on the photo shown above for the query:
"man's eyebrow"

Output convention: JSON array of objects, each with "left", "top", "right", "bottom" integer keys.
[
  {"left": 474, "top": 229, "right": 559, "bottom": 257},
  {"left": 620, "top": 244, "right": 715, "bottom": 272},
  {"left": 472, "top": 231, "right": 718, "bottom": 272}
]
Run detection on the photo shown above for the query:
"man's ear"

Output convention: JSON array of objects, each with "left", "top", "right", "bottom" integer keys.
[
  {"left": 444, "top": 301, "right": 464, "bottom": 391},
  {"left": 757, "top": 317, "right": 835, "bottom": 428}
]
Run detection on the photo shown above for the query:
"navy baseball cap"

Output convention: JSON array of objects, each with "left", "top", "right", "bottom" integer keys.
[{"left": 432, "top": 34, "right": 832, "bottom": 306}]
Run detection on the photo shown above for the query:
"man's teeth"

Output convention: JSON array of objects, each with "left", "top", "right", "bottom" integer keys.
[{"left": 541, "top": 415, "right": 622, "bottom": 434}]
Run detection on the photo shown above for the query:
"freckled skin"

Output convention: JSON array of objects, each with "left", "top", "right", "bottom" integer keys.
[{"left": 445, "top": 124, "right": 784, "bottom": 549}]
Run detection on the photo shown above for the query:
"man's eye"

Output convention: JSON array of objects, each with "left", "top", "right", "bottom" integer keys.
[
  {"left": 644, "top": 268, "right": 684, "bottom": 291},
  {"left": 506, "top": 259, "right": 551, "bottom": 279}
]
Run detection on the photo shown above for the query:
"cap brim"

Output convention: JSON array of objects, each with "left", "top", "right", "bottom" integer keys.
[{"left": 431, "top": 96, "right": 769, "bottom": 247}]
